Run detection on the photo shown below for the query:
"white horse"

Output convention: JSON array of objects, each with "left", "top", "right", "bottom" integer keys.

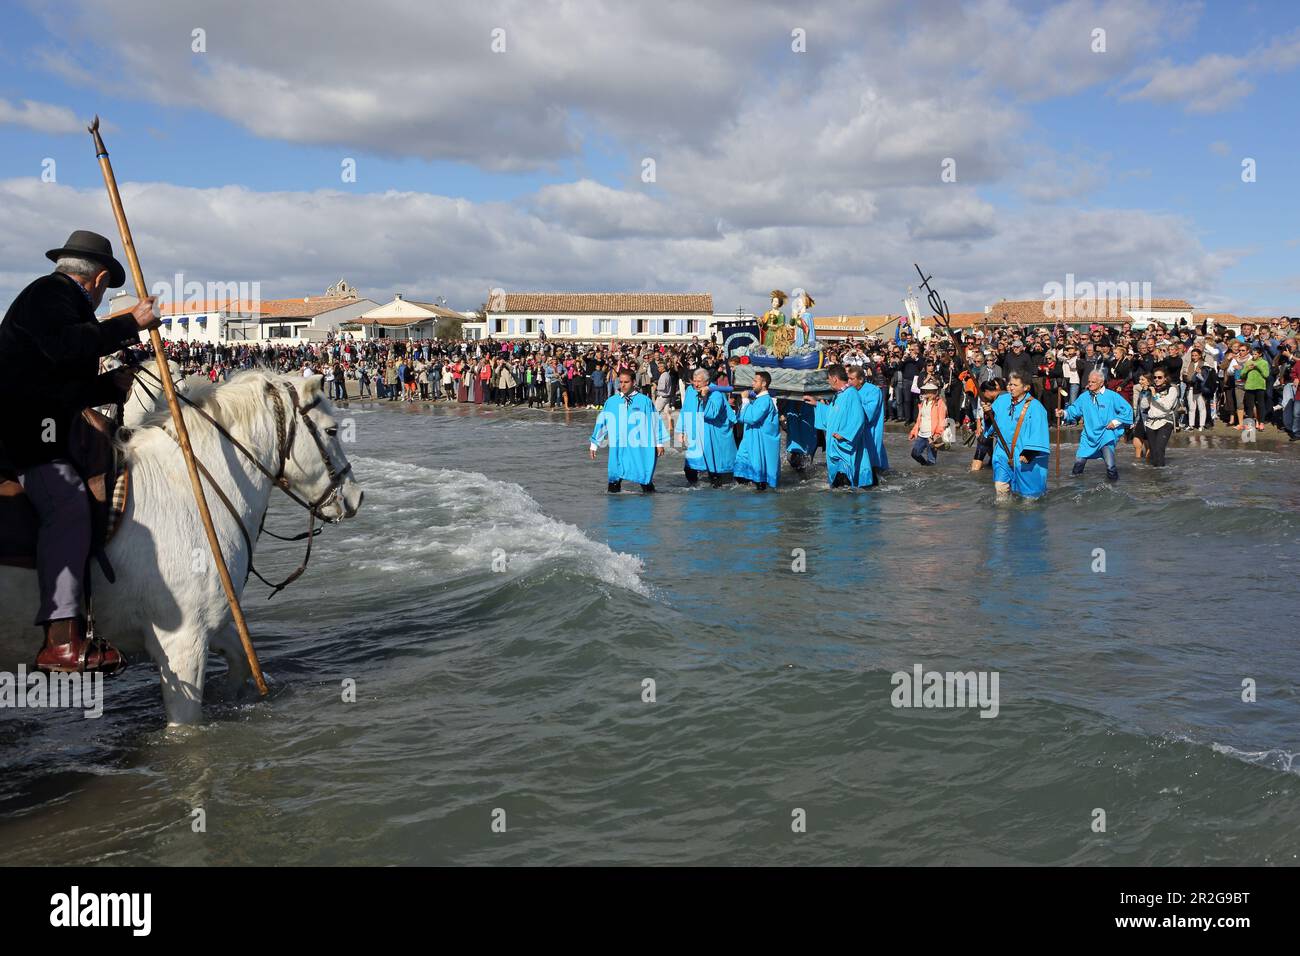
[{"left": 0, "top": 370, "right": 364, "bottom": 724}]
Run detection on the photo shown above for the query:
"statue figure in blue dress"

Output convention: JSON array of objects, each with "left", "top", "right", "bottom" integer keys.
[{"left": 791, "top": 288, "right": 817, "bottom": 351}]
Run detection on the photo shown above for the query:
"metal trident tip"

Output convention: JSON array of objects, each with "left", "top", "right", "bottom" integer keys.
[{"left": 88, "top": 114, "right": 99, "bottom": 134}]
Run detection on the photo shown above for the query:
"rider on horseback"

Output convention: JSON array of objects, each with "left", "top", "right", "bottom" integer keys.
[{"left": 0, "top": 231, "right": 160, "bottom": 674}]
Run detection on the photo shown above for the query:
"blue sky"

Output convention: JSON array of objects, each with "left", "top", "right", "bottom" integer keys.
[{"left": 1, "top": 0, "right": 1297, "bottom": 316}]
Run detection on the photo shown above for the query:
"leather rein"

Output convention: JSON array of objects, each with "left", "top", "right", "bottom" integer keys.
[{"left": 131, "top": 365, "right": 352, "bottom": 598}]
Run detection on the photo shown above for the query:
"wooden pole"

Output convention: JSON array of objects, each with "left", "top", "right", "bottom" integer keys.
[{"left": 88, "top": 116, "right": 268, "bottom": 696}]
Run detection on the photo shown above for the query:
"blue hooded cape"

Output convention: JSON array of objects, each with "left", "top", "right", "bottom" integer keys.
[
  {"left": 677, "top": 385, "right": 737, "bottom": 474},
  {"left": 814, "top": 388, "right": 872, "bottom": 488},
  {"left": 591, "top": 390, "right": 669, "bottom": 485},
  {"left": 854, "top": 381, "right": 889, "bottom": 472},
  {"left": 734, "top": 392, "right": 782, "bottom": 486},
  {"left": 986, "top": 393, "right": 1051, "bottom": 498},
  {"left": 1061, "top": 388, "right": 1133, "bottom": 459},
  {"left": 780, "top": 399, "right": 818, "bottom": 458}
]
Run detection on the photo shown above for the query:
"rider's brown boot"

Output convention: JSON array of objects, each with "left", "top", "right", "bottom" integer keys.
[{"left": 33, "top": 618, "right": 127, "bottom": 676}]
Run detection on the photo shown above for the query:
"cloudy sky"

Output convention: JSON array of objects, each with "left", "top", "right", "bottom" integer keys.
[{"left": 1, "top": 0, "right": 1297, "bottom": 317}]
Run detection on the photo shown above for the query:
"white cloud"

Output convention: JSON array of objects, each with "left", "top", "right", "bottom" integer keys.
[
  {"left": 1121, "top": 31, "right": 1300, "bottom": 113},
  {"left": 530, "top": 180, "right": 714, "bottom": 240},
  {"left": 0, "top": 177, "right": 1239, "bottom": 319},
  {"left": 0, "top": 97, "right": 85, "bottom": 134},
  {"left": 907, "top": 193, "right": 998, "bottom": 241},
  {"left": 4, "top": 1, "right": 1275, "bottom": 316}
]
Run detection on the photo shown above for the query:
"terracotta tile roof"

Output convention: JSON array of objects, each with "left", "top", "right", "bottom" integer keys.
[
  {"left": 984, "top": 297, "right": 1192, "bottom": 327},
  {"left": 919, "top": 312, "right": 986, "bottom": 328},
  {"left": 157, "top": 294, "right": 361, "bottom": 319},
  {"left": 490, "top": 292, "right": 712, "bottom": 314},
  {"left": 403, "top": 300, "right": 467, "bottom": 320}
]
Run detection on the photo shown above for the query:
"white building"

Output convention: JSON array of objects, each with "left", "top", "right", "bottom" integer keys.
[
  {"left": 484, "top": 292, "right": 714, "bottom": 341},
  {"left": 341, "top": 294, "right": 467, "bottom": 340},
  {"left": 1125, "top": 299, "right": 1195, "bottom": 330},
  {"left": 105, "top": 279, "right": 377, "bottom": 344}
]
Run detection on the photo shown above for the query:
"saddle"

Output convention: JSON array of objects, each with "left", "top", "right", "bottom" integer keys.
[{"left": 0, "top": 408, "right": 130, "bottom": 578}]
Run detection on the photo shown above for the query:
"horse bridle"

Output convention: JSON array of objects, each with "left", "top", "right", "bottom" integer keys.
[
  {"left": 271, "top": 381, "right": 354, "bottom": 523},
  {"left": 131, "top": 365, "right": 353, "bottom": 596}
]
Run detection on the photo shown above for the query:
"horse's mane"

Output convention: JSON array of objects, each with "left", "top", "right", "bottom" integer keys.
[{"left": 129, "top": 369, "right": 317, "bottom": 443}]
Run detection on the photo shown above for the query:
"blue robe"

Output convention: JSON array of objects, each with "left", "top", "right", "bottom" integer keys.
[
  {"left": 986, "top": 393, "right": 1051, "bottom": 498},
  {"left": 814, "top": 388, "right": 872, "bottom": 488},
  {"left": 780, "top": 399, "right": 818, "bottom": 459},
  {"left": 677, "top": 385, "right": 737, "bottom": 474},
  {"left": 854, "top": 382, "right": 889, "bottom": 472},
  {"left": 590, "top": 391, "right": 669, "bottom": 485},
  {"left": 734, "top": 392, "right": 781, "bottom": 486},
  {"left": 794, "top": 311, "right": 817, "bottom": 350},
  {"left": 1061, "top": 388, "right": 1133, "bottom": 459}
]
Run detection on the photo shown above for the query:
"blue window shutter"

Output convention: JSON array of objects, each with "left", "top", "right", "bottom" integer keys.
[
  {"left": 675, "top": 319, "right": 684, "bottom": 335},
  {"left": 507, "top": 318, "right": 515, "bottom": 335}
]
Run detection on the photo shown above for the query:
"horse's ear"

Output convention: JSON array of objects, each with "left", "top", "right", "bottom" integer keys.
[{"left": 299, "top": 374, "right": 324, "bottom": 402}]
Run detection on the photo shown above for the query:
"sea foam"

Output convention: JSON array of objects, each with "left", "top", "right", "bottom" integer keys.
[{"left": 348, "top": 456, "right": 649, "bottom": 595}]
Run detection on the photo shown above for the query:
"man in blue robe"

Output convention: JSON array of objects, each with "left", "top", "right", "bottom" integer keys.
[
  {"left": 675, "top": 367, "right": 737, "bottom": 487},
  {"left": 804, "top": 364, "right": 872, "bottom": 488},
  {"left": 734, "top": 370, "right": 782, "bottom": 490},
  {"left": 590, "top": 368, "right": 668, "bottom": 492},
  {"left": 1057, "top": 369, "right": 1133, "bottom": 481},
  {"left": 986, "top": 370, "right": 1051, "bottom": 500},
  {"left": 780, "top": 399, "right": 819, "bottom": 475},
  {"left": 846, "top": 364, "right": 889, "bottom": 475}
]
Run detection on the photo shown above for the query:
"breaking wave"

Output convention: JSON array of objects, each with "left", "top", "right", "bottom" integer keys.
[{"left": 344, "top": 456, "right": 648, "bottom": 595}]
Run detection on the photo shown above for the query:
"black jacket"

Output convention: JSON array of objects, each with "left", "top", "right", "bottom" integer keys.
[{"left": 0, "top": 272, "right": 140, "bottom": 468}]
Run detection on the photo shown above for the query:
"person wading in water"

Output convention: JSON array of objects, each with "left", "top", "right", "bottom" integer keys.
[{"left": 0, "top": 230, "right": 160, "bottom": 673}]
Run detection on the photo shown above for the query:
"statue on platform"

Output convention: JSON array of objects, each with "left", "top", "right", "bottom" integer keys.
[
  {"left": 740, "top": 285, "right": 824, "bottom": 372},
  {"left": 758, "top": 290, "right": 790, "bottom": 353},
  {"left": 791, "top": 288, "right": 817, "bottom": 351}
]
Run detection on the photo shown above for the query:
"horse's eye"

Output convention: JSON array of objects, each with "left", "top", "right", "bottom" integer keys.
[{"left": 325, "top": 427, "right": 338, "bottom": 437}]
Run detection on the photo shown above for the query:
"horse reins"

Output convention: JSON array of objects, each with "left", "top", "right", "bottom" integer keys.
[{"left": 131, "top": 364, "right": 352, "bottom": 597}]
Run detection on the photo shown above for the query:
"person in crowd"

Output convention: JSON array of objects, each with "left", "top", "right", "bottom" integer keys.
[
  {"left": 804, "top": 364, "right": 871, "bottom": 489},
  {"left": 735, "top": 370, "right": 782, "bottom": 490},
  {"left": 1135, "top": 367, "right": 1178, "bottom": 467},
  {"left": 908, "top": 380, "right": 945, "bottom": 466},
  {"left": 1239, "top": 344, "right": 1270, "bottom": 430},
  {"left": 970, "top": 378, "right": 1005, "bottom": 473},
  {"left": 987, "top": 370, "right": 1050, "bottom": 500},
  {"left": 589, "top": 368, "right": 667, "bottom": 493},
  {"left": 1059, "top": 370, "right": 1133, "bottom": 481},
  {"left": 1183, "top": 347, "right": 1217, "bottom": 431},
  {"left": 676, "top": 367, "right": 736, "bottom": 486},
  {"left": 846, "top": 364, "right": 889, "bottom": 475}
]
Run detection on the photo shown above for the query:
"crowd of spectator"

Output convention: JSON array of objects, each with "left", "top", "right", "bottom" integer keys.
[{"left": 140, "top": 313, "right": 1300, "bottom": 443}]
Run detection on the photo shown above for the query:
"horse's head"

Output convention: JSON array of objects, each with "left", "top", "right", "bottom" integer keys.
[
  {"left": 123, "top": 358, "right": 189, "bottom": 429},
  {"left": 279, "top": 376, "right": 364, "bottom": 522}
]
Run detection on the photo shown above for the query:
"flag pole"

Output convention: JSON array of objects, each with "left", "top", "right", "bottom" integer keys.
[{"left": 88, "top": 116, "right": 268, "bottom": 696}]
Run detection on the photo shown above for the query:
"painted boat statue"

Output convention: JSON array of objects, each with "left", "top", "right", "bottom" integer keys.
[{"left": 730, "top": 288, "right": 831, "bottom": 395}]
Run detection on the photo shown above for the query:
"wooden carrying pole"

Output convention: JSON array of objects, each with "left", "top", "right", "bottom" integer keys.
[{"left": 89, "top": 116, "right": 268, "bottom": 696}]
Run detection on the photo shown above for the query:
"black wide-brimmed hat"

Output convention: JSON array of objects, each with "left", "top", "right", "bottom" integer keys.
[{"left": 45, "top": 230, "right": 126, "bottom": 288}]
